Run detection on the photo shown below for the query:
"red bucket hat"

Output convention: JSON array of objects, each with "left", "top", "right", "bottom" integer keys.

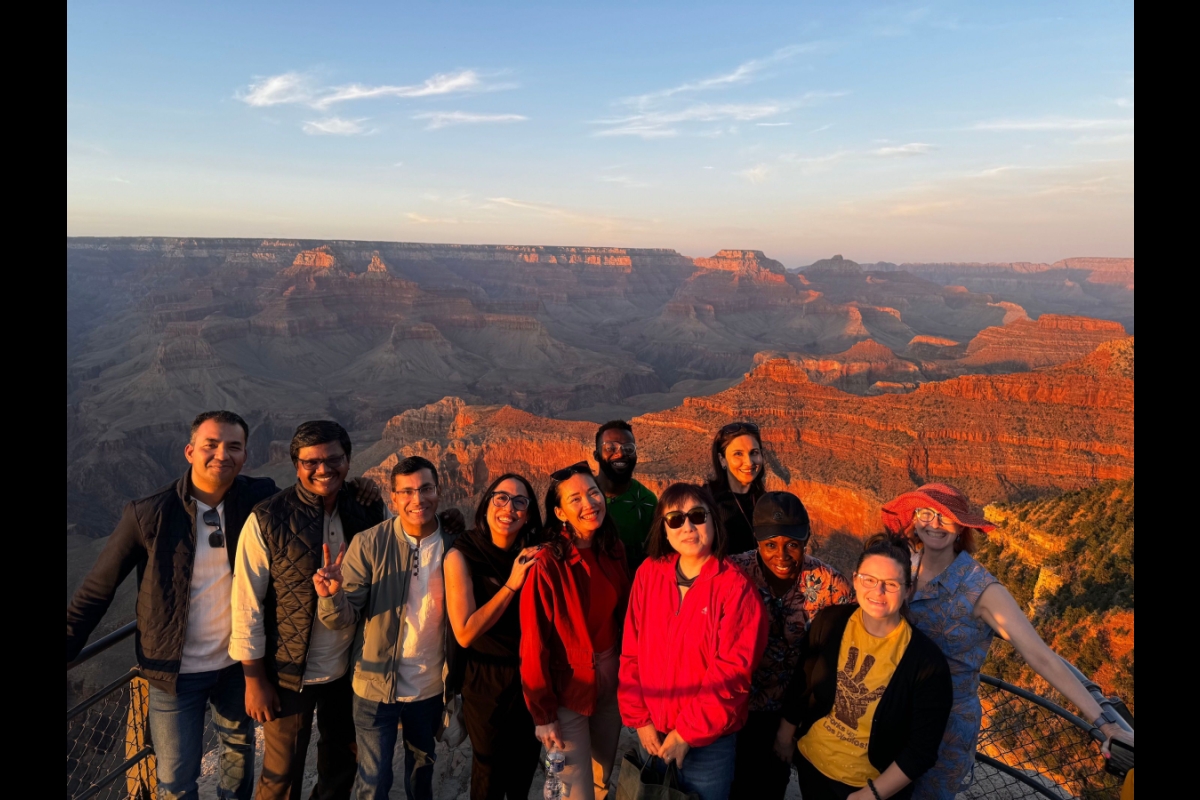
[{"left": 881, "top": 483, "right": 995, "bottom": 534}]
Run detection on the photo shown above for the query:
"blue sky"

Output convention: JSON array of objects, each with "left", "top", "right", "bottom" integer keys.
[{"left": 67, "top": 1, "right": 1134, "bottom": 264}]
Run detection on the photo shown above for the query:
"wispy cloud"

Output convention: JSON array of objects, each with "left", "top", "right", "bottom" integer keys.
[
  {"left": 406, "top": 212, "right": 459, "bottom": 224},
  {"left": 302, "top": 117, "right": 372, "bottom": 135},
  {"left": 239, "top": 69, "right": 504, "bottom": 109},
  {"left": 757, "top": 122, "right": 792, "bottom": 127},
  {"left": 412, "top": 111, "right": 527, "bottom": 130},
  {"left": 594, "top": 94, "right": 842, "bottom": 139},
  {"left": 972, "top": 117, "right": 1134, "bottom": 132},
  {"left": 809, "top": 123, "right": 834, "bottom": 134},
  {"left": 486, "top": 197, "right": 630, "bottom": 229},
  {"left": 1071, "top": 133, "right": 1134, "bottom": 146},
  {"left": 597, "top": 175, "right": 651, "bottom": 188},
  {"left": 737, "top": 164, "right": 772, "bottom": 183},
  {"left": 872, "top": 142, "right": 934, "bottom": 157}
]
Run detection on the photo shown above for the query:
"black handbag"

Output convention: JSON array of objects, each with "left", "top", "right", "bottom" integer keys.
[{"left": 615, "top": 749, "right": 699, "bottom": 800}]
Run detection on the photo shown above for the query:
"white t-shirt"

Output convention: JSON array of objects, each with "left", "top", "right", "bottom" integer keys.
[
  {"left": 395, "top": 526, "right": 447, "bottom": 702},
  {"left": 179, "top": 500, "right": 237, "bottom": 674}
]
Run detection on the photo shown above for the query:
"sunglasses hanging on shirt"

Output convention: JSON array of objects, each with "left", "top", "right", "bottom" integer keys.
[{"left": 203, "top": 508, "right": 224, "bottom": 548}]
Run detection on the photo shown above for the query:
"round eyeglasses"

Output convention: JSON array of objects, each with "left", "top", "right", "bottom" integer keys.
[
  {"left": 854, "top": 572, "right": 905, "bottom": 594},
  {"left": 489, "top": 491, "right": 530, "bottom": 512}
]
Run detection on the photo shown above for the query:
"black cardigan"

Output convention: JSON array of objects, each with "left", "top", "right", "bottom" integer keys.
[{"left": 781, "top": 603, "right": 952, "bottom": 781}]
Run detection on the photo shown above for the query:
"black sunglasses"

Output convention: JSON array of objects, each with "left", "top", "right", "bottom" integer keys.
[
  {"left": 203, "top": 508, "right": 225, "bottom": 548},
  {"left": 663, "top": 508, "right": 709, "bottom": 529},
  {"left": 718, "top": 421, "right": 760, "bottom": 437},
  {"left": 550, "top": 461, "right": 592, "bottom": 484}
]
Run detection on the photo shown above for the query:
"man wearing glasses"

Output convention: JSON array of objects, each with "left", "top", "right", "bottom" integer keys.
[
  {"left": 310, "top": 455, "right": 459, "bottom": 800},
  {"left": 230, "top": 420, "right": 388, "bottom": 800},
  {"left": 66, "top": 410, "right": 280, "bottom": 800},
  {"left": 593, "top": 420, "right": 658, "bottom": 570}
]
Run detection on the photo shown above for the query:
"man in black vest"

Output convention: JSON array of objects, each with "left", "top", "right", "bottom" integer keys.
[
  {"left": 66, "top": 410, "right": 277, "bottom": 800},
  {"left": 230, "top": 420, "right": 388, "bottom": 800}
]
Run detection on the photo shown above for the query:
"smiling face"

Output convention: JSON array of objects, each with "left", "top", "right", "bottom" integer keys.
[
  {"left": 487, "top": 477, "right": 529, "bottom": 539},
  {"left": 295, "top": 440, "right": 349, "bottom": 498},
  {"left": 719, "top": 434, "right": 763, "bottom": 490},
  {"left": 663, "top": 498, "right": 715, "bottom": 561},
  {"left": 596, "top": 428, "right": 637, "bottom": 483},
  {"left": 553, "top": 473, "right": 606, "bottom": 536},
  {"left": 392, "top": 468, "right": 440, "bottom": 531},
  {"left": 913, "top": 509, "right": 964, "bottom": 554},
  {"left": 854, "top": 554, "right": 907, "bottom": 621},
  {"left": 758, "top": 535, "right": 805, "bottom": 581},
  {"left": 184, "top": 419, "right": 247, "bottom": 492}
]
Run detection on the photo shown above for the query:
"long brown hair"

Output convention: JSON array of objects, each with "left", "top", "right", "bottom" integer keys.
[
  {"left": 707, "top": 421, "right": 766, "bottom": 496},
  {"left": 472, "top": 472, "right": 545, "bottom": 545},
  {"left": 645, "top": 483, "right": 728, "bottom": 561},
  {"left": 542, "top": 463, "right": 621, "bottom": 560}
]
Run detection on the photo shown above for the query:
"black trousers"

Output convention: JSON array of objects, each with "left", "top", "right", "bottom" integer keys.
[
  {"left": 461, "top": 659, "right": 542, "bottom": 800},
  {"left": 257, "top": 672, "right": 357, "bottom": 800},
  {"left": 794, "top": 751, "right": 915, "bottom": 800},
  {"left": 730, "top": 709, "right": 792, "bottom": 800}
]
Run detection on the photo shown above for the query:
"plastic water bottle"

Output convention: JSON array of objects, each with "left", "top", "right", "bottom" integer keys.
[{"left": 543, "top": 749, "right": 566, "bottom": 799}]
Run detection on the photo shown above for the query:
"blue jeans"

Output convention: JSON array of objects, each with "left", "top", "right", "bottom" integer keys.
[
  {"left": 676, "top": 733, "right": 738, "bottom": 800},
  {"left": 352, "top": 692, "right": 445, "bottom": 800},
  {"left": 146, "top": 664, "right": 254, "bottom": 800}
]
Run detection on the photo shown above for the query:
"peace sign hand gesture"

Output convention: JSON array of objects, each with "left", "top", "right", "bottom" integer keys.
[{"left": 313, "top": 543, "right": 346, "bottom": 597}]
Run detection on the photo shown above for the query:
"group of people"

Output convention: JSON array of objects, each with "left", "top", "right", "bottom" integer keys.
[{"left": 66, "top": 413, "right": 1133, "bottom": 800}]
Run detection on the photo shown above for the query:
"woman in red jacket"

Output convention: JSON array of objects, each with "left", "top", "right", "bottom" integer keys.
[
  {"left": 618, "top": 482, "right": 768, "bottom": 800},
  {"left": 520, "top": 462, "right": 631, "bottom": 800}
]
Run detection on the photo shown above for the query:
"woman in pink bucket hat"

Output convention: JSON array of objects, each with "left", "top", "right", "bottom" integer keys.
[{"left": 882, "top": 484, "right": 1133, "bottom": 800}]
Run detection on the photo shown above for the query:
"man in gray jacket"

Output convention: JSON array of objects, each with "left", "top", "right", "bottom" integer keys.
[{"left": 313, "top": 455, "right": 457, "bottom": 800}]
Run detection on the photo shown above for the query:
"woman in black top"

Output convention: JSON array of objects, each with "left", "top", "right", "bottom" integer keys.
[
  {"left": 445, "top": 473, "right": 545, "bottom": 800},
  {"left": 705, "top": 421, "right": 766, "bottom": 555},
  {"left": 774, "top": 535, "right": 952, "bottom": 800}
]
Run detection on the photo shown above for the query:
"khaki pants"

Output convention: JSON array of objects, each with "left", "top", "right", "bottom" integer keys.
[{"left": 554, "top": 648, "right": 622, "bottom": 800}]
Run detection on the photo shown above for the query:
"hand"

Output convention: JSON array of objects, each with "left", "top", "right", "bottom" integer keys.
[
  {"left": 245, "top": 674, "right": 281, "bottom": 723},
  {"left": 1101, "top": 723, "right": 1133, "bottom": 758},
  {"left": 535, "top": 721, "right": 564, "bottom": 752},
  {"left": 348, "top": 477, "right": 382, "bottom": 506},
  {"left": 637, "top": 724, "right": 665, "bottom": 757},
  {"left": 438, "top": 508, "right": 466, "bottom": 536},
  {"left": 833, "top": 646, "right": 886, "bottom": 730},
  {"left": 658, "top": 729, "right": 690, "bottom": 768},
  {"left": 313, "top": 543, "right": 346, "bottom": 597},
  {"left": 847, "top": 789, "right": 876, "bottom": 800},
  {"left": 774, "top": 720, "right": 797, "bottom": 762},
  {"left": 505, "top": 546, "right": 542, "bottom": 591}
]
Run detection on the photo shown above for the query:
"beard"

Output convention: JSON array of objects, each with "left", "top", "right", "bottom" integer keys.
[{"left": 598, "top": 456, "right": 637, "bottom": 484}]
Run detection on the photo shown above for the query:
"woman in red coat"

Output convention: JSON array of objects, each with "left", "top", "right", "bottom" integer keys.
[
  {"left": 520, "top": 462, "right": 631, "bottom": 800},
  {"left": 618, "top": 482, "right": 768, "bottom": 800}
]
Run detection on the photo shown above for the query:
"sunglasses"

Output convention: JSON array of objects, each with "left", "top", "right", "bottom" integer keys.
[
  {"left": 718, "top": 421, "right": 760, "bottom": 437},
  {"left": 663, "top": 508, "right": 709, "bottom": 529},
  {"left": 550, "top": 461, "right": 592, "bottom": 484},
  {"left": 203, "top": 508, "right": 225, "bottom": 548}
]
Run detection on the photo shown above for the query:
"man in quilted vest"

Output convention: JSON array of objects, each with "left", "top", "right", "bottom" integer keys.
[{"left": 230, "top": 420, "right": 388, "bottom": 800}]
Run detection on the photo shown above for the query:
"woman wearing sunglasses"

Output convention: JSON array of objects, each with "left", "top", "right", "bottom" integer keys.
[
  {"left": 520, "top": 462, "right": 631, "bottom": 800},
  {"left": 618, "top": 483, "right": 768, "bottom": 800},
  {"left": 706, "top": 421, "right": 766, "bottom": 556},
  {"left": 445, "top": 473, "right": 545, "bottom": 800},
  {"left": 882, "top": 484, "right": 1134, "bottom": 800},
  {"left": 775, "top": 534, "right": 951, "bottom": 800}
]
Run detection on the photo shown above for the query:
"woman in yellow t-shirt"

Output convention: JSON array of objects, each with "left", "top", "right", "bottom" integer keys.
[{"left": 774, "top": 535, "right": 952, "bottom": 800}]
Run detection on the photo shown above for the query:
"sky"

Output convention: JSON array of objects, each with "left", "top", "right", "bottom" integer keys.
[{"left": 66, "top": 1, "right": 1134, "bottom": 265}]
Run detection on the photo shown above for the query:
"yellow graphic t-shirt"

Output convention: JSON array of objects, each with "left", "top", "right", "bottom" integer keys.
[{"left": 797, "top": 608, "right": 912, "bottom": 787}]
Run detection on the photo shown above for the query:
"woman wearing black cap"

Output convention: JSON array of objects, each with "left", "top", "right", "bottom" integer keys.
[
  {"left": 705, "top": 421, "right": 766, "bottom": 556},
  {"left": 729, "top": 491, "right": 854, "bottom": 799}
]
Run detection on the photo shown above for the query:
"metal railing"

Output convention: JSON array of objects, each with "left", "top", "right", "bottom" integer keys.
[{"left": 68, "top": 623, "right": 1133, "bottom": 800}]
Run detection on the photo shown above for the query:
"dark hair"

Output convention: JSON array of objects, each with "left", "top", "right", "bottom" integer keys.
[
  {"left": 289, "top": 420, "right": 352, "bottom": 464},
  {"left": 708, "top": 421, "right": 765, "bottom": 495},
  {"left": 856, "top": 533, "right": 914, "bottom": 588},
  {"left": 595, "top": 419, "right": 634, "bottom": 452},
  {"left": 392, "top": 455, "right": 439, "bottom": 488},
  {"left": 191, "top": 410, "right": 249, "bottom": 443},
  {"left": 543, "top": 464, "right": 621, "bottom": 560},
  {"left": 902, "top": 519, "right": 979, "bottom": 555},
  {"left": 473, "top": 473, "right": 545, "bottom": 543},
  {"left": 645, "top": 483, "right": 728, "bottom": 561}
]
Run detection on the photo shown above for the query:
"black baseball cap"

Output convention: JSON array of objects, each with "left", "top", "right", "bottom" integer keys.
[{"left": 752, "top": 491, "right": 811, "bottom": 542}]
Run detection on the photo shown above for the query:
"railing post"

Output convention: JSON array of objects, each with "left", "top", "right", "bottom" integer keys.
[{"left": 125, "top": 675, "right": 157, "bottom": 800}]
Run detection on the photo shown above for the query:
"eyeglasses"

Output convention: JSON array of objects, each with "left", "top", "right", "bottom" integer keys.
[
  {"left": 600, "top": 443, "right": 637, "bottom": 456},
  {"left": 718, "top": 421, "right": 760, "bottom": 437},
  {"left": 489, "top": 491, "right": 530, "bottom": 511},
  {"left": 854, "top": 572, "right": 904, "bottom": 594},
  {"left": 550, "top": 461, "right": 591, "bottom": 484},
  {"left": 664, "top": 508, "right": 709, "bottom": 529},
  {"left": 202, "top": 508, "right": 224, "bottom": 548},
  {"left": 394, "top": 485, "right": 438, "bottom": 500},
  {"left": 297, "top": 454, "right": 348, "bottom": 472},
  {"left": 914, "top": 508, "right": 955, "bottom": 526}
]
